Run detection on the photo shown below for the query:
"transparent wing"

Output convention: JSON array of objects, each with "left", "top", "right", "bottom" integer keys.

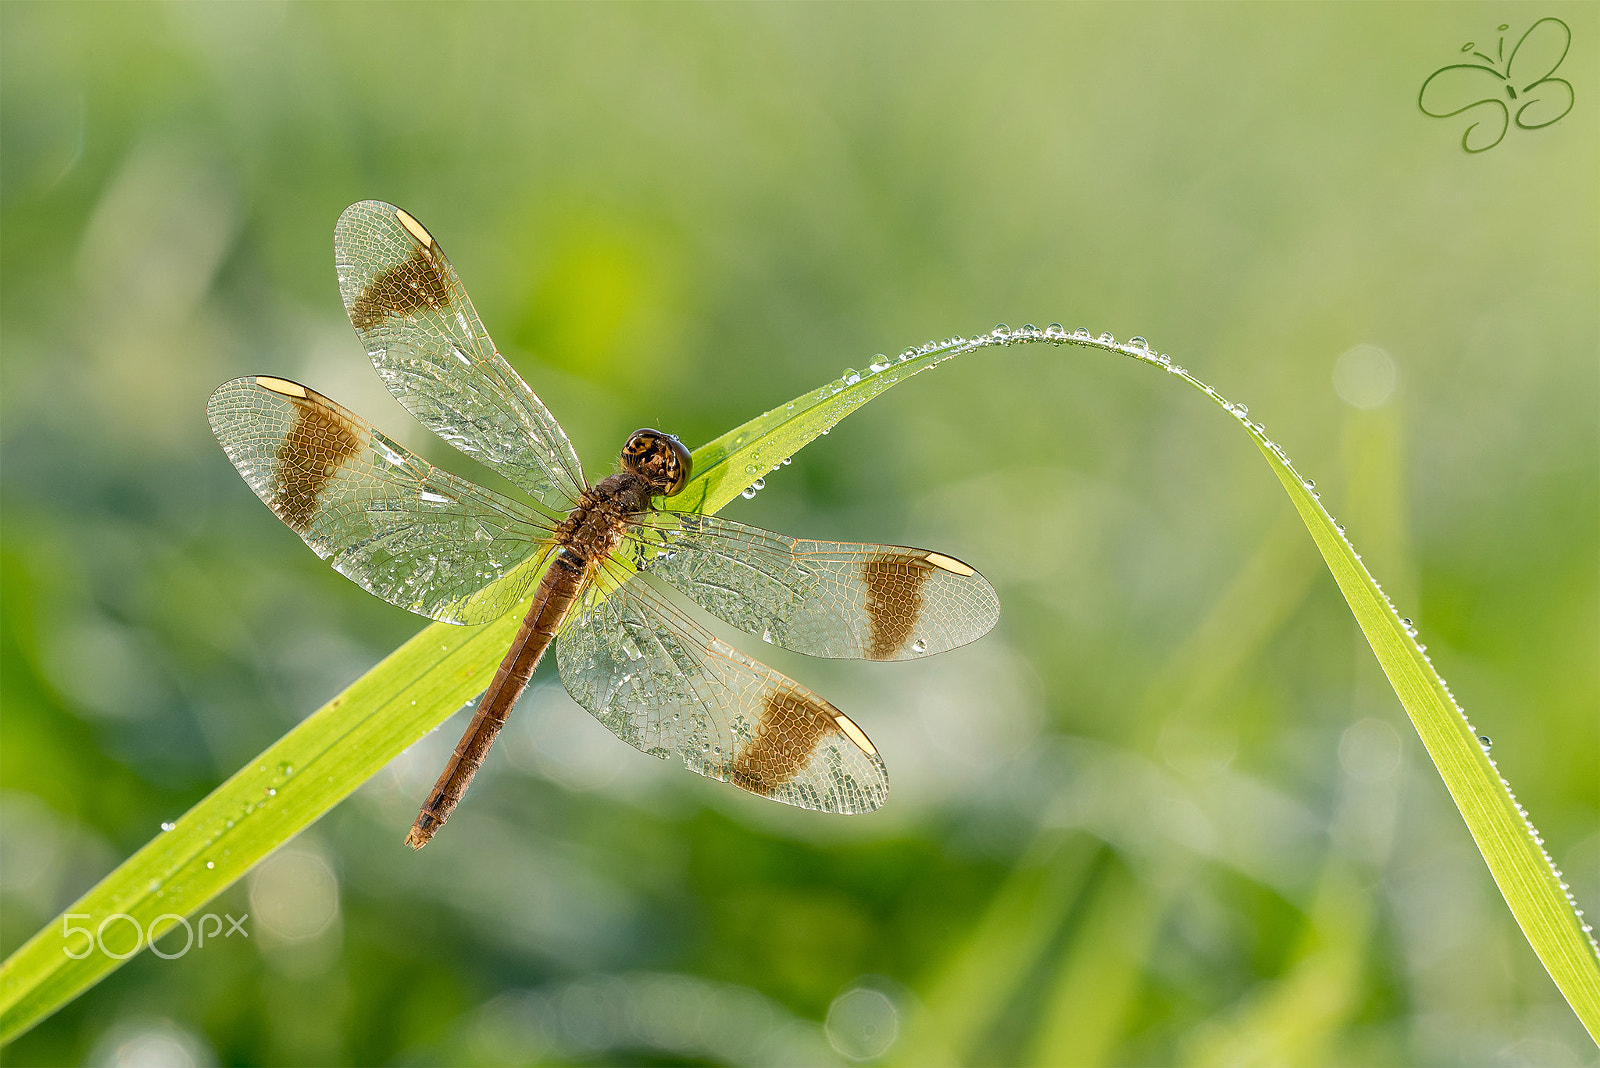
[
  {"left": 555, "top": 560, "right": 888, "bottom": 813},
  {"left": 334, "top": 200, "right": 588, "bottom": 509},
  {"left": 625, "top": 512, "right": 1000, "bottom": 661},
  {"left": 207, "top": 375, "right": 555, "bottom": 624}
]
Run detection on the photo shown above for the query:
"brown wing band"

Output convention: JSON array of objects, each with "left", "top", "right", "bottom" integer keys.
[
  {"left": 349, "top": 246, "right": 452, "bottom": 331},
  {"left": 861, "top": 553, "right": 934, "bottom": 660},
  {"left": 729, "top": 685, "right": 835, "bottom": 795},
  {"left": 265, "top": 383, "right": 365, "bottom": 533}
]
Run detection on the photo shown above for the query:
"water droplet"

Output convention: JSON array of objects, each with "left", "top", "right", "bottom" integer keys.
[
  {"left": 1098, "top": 332, "right": 1115, "bottom": 344},
  {"left": 1303, "top": 478, "right": 1315, "bottom": 489},
  {"left": 148, "top": 879, "right": 162, "bottom": 892},
  {"left": 841, "top": 367, "right": 861, "bottom": 385},
  {"left": 898, "top": 347, "right": 916, "bottom": 362},
  {"left": 869, "top": 354, "right": 890, "bottom": 372},
  {"left": 1021, "top": 323, "right": 1038, "bottom": 335},
  {"left": 1235, "top": 403, "right": 1249, "bottom": 416},
  {"left": 993, "top": 323, "right": 1010, "bottom": 337},
  {"left": 1046, "top": 323, "right": 1065, "bottom": 337},
  {"left": 265, "top": 788, "right": 276, "bottom": 798},
  {"left": 780, "top": 457, "right": 791, "bottom": 466},
  {"left": 1478, "top": 736, "right": 1493, "bottom": 750},
  {"left": 741, "top": 486, "right": 758, "bottom": 499},
  {"left": 1073, "top": 327, "right": 1092, "bottom": 339},
  {"left": 161, "top": 822, "right": 176, "bottom": 832},
  {"left": 911, "top": 638, "right": 927, "bottom": 653},
  {"left": 1128, "top": 336, "right": 1148, "bottom": 351},
  {"left": 745, "top": 463, "right": 757, "bottom": 475},
  {"left": 206, "top": 861, "right": 215, "bottom": 869}
]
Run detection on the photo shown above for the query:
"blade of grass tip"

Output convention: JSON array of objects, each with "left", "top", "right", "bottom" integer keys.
[
  {"left": 0, "top": 332, "right": 997, "bottom": 1044},
  {"left": 1154, "top": 356, "right": 1600, "bottom": 1042},
  {"left": 1014, "top": 326, "right": 1599, "bottom": 1040}
]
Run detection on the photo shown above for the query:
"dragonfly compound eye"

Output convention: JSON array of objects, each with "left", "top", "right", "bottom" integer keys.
[{"left": 623, "top": 428, "right": 691, "bottom": 496}]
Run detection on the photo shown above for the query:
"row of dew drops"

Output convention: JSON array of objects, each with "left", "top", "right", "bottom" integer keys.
[{"left": 730, "top": 321, "right": 1600, "bottom": 960}]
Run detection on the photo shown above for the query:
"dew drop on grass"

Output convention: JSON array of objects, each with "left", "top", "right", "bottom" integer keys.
[{"left": 161, "top": 822, "right": 176, "bottom": 832}]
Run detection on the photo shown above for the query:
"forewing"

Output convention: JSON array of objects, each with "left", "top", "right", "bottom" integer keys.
[
  {"left": 334, "top": 200, "right": 588, "bottom": 508},
  {"left": 555, "top": 563, "right": 888, "bottom": 813},
  {"left": 628, "top": 512, "right": 999, "bottom": 661},
  {"left": 208, "top": 376, "right": 554, "bottom": 624}
]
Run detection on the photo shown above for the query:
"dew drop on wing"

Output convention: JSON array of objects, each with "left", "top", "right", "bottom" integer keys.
[{"left": 912, "top": 638, "right": 927, "bottom": 653}]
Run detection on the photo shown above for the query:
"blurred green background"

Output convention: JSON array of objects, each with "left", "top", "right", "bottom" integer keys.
[{"left": 2, "top": 3, "right": 1596, "bottom": 1065}]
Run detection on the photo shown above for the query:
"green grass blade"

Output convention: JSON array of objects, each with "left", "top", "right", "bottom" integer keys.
[
  {"left": 1236, "top": 411, "right": 1600, "bottom": 1043},
  {"left": 5, "top": 325, "right": 1595, "bottom": 1046},
  {"left": 1145, "top": 338, "right": 1600, "bottom": 1042}
]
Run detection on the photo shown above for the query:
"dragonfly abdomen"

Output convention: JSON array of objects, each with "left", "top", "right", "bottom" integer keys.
[{"left": 404, "top": 547, "right": 590, "bottom": 849}]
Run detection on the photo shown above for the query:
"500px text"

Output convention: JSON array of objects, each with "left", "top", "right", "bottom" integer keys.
[{"left": 61, "top": 912, "right": 249, "bottom": 959}]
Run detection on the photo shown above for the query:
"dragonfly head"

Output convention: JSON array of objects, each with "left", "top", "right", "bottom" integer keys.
[{"left": 621, "top": 428, "right": 692, "bottom": 497}]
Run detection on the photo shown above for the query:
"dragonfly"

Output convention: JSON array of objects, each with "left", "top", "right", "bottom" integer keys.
[{"left": 208, "top": 201, "right": 1000, "bottom": 849}]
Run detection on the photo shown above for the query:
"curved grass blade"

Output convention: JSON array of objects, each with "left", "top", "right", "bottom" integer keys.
[{"left": 4, "top": 325, "right": 1596, "bottom": 1045}]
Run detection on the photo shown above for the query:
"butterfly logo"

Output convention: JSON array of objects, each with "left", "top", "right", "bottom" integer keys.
[{"left": 1419, "top": 17, "right": 1573, "bottom": 153}]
